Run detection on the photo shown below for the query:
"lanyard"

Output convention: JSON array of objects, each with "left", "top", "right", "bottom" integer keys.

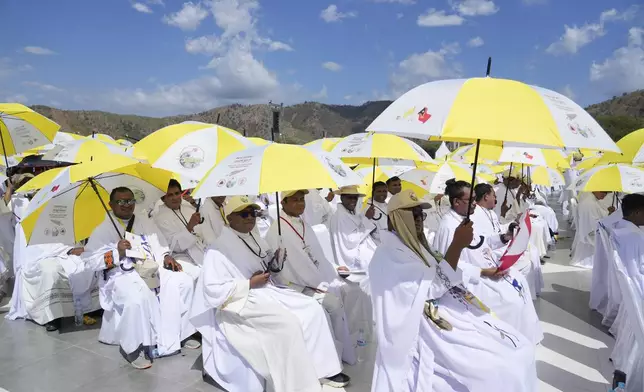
[
  {"left": 280, "top": 216, "right": 305, "bottom": 243},
  {"left": 239, "top": 232, "right": 266, "bottom": 258},
  {"left": 483, "top": 208, "right": 501, "bottom": 233},
  {"left": 172, "top": 209, "right": 190, "bottom": 230}
]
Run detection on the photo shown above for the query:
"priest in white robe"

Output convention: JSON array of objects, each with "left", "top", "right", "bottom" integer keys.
[
  {"left": 302, "top": 188, "right": 335, "bottom": 227},
  {"left": 153, "top": 179, "right": 217, "bottom": 280},
  {"left": 494, "top": 175, "right": 521, "bottom": 221},
  {"left": 363, "top": 181, "right": 388, "bottom": 235},
  {"left": 329, "top": 185, "right": 378, "bottom": 341},
  {"left": 434, "top": 179, "right": 543, "bottom": 345},
  {"left": 386, "top": 176, "right": 402, "bottom": 199},
  {"left": 571, "top": 191, "right": 614, "bottom": 269},
  {"left": 85, "top": 186, "right": 201, "bottom": 369},
  {"left": 6, "top": 243, "right": 100, "bottom": 331},
  {"left": 610, "top": 194, "right": 644, "bottom": 292},
  {"left": 265, "top": 190, "right": 356, "bottom": 364},
  {"left": 370, "top": 190, "right": 538, "bottom": 392},
  {"left": 191, "top": 195, "right": 351, "bottom": 391},
  {"left": 201, "top": 195, "right": 227, "bottom": 239}
]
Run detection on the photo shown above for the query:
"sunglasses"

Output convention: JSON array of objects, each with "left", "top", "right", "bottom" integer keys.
[
  {"left": 237, "top": 209, "right": 258, "bottom": 219},
  {"left": 114, "top": 199, "right": 135, "bottom": 206}
]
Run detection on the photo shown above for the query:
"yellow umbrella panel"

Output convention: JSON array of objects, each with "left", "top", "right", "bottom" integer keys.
[{"left": 0, "top": 103, "right": 60, "bottom": 158}]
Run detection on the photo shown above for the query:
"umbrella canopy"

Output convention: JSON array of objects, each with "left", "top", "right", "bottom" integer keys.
[
  {"left": 366, "top": 77, "right": 620, "bottom": 152},
  {"left": 41, "top": 139, "right": 135, "bottom": 163},
  {"left": 451, "top": 143, "right": 569, "bottom": 169},
  {"left": 304, "top": 137, "right": 341, "bottom": 153},
  {"left": 192, "top": 143, "right": 361, "bottom": 198},
  {"left": 133, "top": 121, "right": 255, "bottom": 182},
  {"left": 572, "top": 164, "right": 644, "bottom": 193},
  {"left": 331, "top": 132, "right": 435, "bottom": 164},
  {"left": 597, "top": 128, "right": 644, "bottom": 165},
  {"left": 402, "top": 163, "right": 494, "bottom": 195},
  {"left": 248, "top": 137, "right": 271, "bottom": 146},
  {"left": 0, "top": 103, "right": 60, "bottom": 159}
]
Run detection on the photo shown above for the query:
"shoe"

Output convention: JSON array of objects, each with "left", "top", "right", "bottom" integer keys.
[
  {"left": 83, "top": 315, "right": 97, "bottom": 325},
  {"left": 131, "top": 350, "right": 152, "bottom": 370},
  {"left": 540, "top": 259, "right": 546, "bottom": 265},
  {"left": 323, "top": 373, "right": 351, "bottom": 388},
  {"left": 45, "top": 322, "right": 58, "bottom": 332},
  {"left": 183, "top": 338, "right": 201, "bottom": 349}
]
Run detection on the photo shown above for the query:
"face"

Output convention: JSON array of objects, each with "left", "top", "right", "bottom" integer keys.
[
  {"left": 110, "top": 190, "right": 136, "bottom": 220},
  {"left": 409, "top": 206, "right": 426, "bottom": 234},
  {"left": 452, "top": 187, "right": 475, "bottom": 216},
  {"left": 593, "top": 191, "right": 608, "bottom": 200},
  {"left": 341, "top": 194, "right": 359, "bottom": 212},
  {"left": 211, "top": 196, "right": 226, "bottom": 207},
  {"left": 388, "top": 180, "right": 402, "bottom": 195},
  {"left": 373, "top": 185, "right": 388, "bottom": 203},
  {"left": 481, "top": 190, "right": 496, "bottom": 209},
  {"left": 282, "top": 191, "right": 306, "bottom": 217},
  {"left": 164, "top": 185, "right": 183, "bottom": 210},
  {"left": 227, "top": 207, "right": 258, "bottom": 233}
]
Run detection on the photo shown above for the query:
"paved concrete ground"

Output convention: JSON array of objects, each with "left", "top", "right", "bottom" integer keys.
[{"left": 0, "top": 203, "right": 616, "bottom": 392}]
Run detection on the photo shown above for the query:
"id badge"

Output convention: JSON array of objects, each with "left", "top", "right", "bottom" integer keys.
[{"left": 303, "top": 245, "right": 319, "bottom": 267}]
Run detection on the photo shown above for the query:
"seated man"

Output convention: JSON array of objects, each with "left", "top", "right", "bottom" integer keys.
[
  {"left": 192, "top": 195, "right": 350, "bottom": 391},
  {"left": 85, "top": 186, "right": 200, "bottom": 369},
  {"left": 386, "top": 176, "right": 402, "bottom": 200},
  {"left": 6, "top": 243, "right": 100, "bottom": 331},
  {"left": 266, "top": 190, "right": 355, "bottom": 364},
  {"left": 370, "top": 190, "right": 538, "bottom": 391},
  {"left": 363, "top": 181, "right": 388, "bottom": 235},
  {"left": 610, "top": 193, "right": 644, "bottom": 293},
  {"left": 329, "top": 185, "right": 378, "bottom": 341},
  {"left": 153, "top": 179, "right": 217, "bottom": 280},
  {"left": 201, "top": 195, "right": 227, "bottom": 239}
]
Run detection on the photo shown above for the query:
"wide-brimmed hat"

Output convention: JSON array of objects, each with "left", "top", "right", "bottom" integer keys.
[
  {"left": 388, "top": 189, "right": 431, "bottom": 213},
  {"left": 333, "top": 185, "right": 366, "bottom": 197}
]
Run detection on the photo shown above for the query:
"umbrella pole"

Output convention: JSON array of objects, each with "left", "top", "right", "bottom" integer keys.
[
  {"left": 88, "top": 178, "right": 124, "bottom": 240},
  {"left": 0, "top": 128, "right": 9, "bottom": 168},
  {"left": 371, "top": 157, "right": 376, "bottom": 207},
  {"left": 270, "top": 126, "right": 281, "bottom": 236},
  {"left": 466, "top": 139, "right": 481, "bottom": 220},
  {"left": 503, "top": 162, "right": 513, "bottom": 205}
]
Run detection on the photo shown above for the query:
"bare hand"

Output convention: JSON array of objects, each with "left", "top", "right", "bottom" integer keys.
[
  {"left": 250, "top": 271, "right": 270, "bottom": 288},
  {"left": 117, "top": 239, "right": 131, "bottom": 259},
  {"left": 608, "top": 206, "right": 616, "bottom": 214},
  {"left": 501, "top": 201, "right": 511, "bottom": 217},
  {"left": 452, "top": 221, "right": 474, "bottom": 250},
  {"left": 481, "top": 267, "right": 508, "bottom": 280},
  {"left": 337, "top": 266, "right": 349, "bottom": 273},
  {"left": 68, "top": 247, "right": 84, "bottom": 256},
  {"left": 187, "top": 212, "right": 201, "bottom": 232},
  {"left": 325, "top": 191, "right": 335, "bottom": 202},
  {"left": 164, "top": 256, "right": 183, "bottom": 271},
  {"left": 433, "top": 194, "right": 443, "bottom": 203},
  {"left": 365, "top": 205, "right": 375, "bottom": 219}
]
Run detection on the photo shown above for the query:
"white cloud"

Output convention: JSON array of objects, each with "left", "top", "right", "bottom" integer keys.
[
  {"left": 417, "top": 9, "right": 464, "bottom": 27},
  {"left": 322, "top": 61, "right": 342, "bottom": 71},
  {"left": 467, "top": 36, "right": 485, "bottom": 47},
  {"left": 344, "top": 95, "right": 352, "bottom": 100},
  {"left": 450, "top": 0, "right": 498, "bottom": 16},
  {"left": 163, "top": 2, "right": 209, "bottom": 31},
  {"left": 547, "top": 7, "right": 638, "bottom": 55},
  {"left": 0, "top": 58, "right": 32, "bottom": 78},
  {"left": 371, "top": 0, "right": 416, "bottom": 4},
  {"left": 396, "top": 13, "right": 404, "bottom": 19},
  {"left": 389, "top": 43, "right": 462, "bottom": 96},
  {"left": 147, "top": 0, "right": 165, "bottom": 5},
  {"left": 313, "top": 85, "right": 328, "bottom": 99},
  {"left": 522, "top": 0, "right": 547, "bottom": 5},
  {"left": 23, "top": 81, "right": 64, "bottom": 92},
  {"left": 590, "top": 27, "right": 644, "bottom": 95},
  {"left": 132, "top": 2, "right": 153, "bottom": 13},
  {"left": 23, "top": 46, "right": 56, "bottom": 55},
  {"left": 4, "top": 94, "right": 28, "bottom": 103},
  {"left": 109, "top": 0, "right": 293, "bottom": 115},
  {"left": 320, "top": 5, "right": 357, "bottom": 23},
  {"left": 559, "top": 84, "right": 576, "bottom": 100}
]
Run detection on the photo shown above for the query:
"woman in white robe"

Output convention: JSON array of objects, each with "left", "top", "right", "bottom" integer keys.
[
  {"left": 85, "top": 187, "right": 200, "bottom": 369},
  {"left": 571, "top": 192, "right": 613, "bottom": 268},
  {"left": 265, "top": 190, "right": 356, "bottom": 365},
  {"left": 370, "top": 190, "right": 538, "bottom": 392},
  {"left": 191, "top": 195, "right": 350, "bottom": 391},
  {"left": 434, "top": 180, "right": 543, "bottom": 345}
]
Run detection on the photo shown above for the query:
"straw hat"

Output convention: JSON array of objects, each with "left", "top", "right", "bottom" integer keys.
[
  {"left": 388, "top": 189, "right": 431, "bottom": 213},
  {"left": 333, "top": 185, "right": 366, "bottom": 197}
]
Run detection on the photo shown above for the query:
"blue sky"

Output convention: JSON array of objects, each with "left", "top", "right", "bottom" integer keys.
[{"left": 1, "top": 0, "right": 642, "bottom": 117}]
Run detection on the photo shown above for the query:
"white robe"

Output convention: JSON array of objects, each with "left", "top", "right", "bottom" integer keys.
[
  {"left": 590, "top": 208, "right": 624, "bottom": 315},
  {"left": 434, "top": 210, "right": 543, "bottom": 345},
  {"left": 302, "top": 189, "right": 334, "bottom": 227},
  {"left": 85, "top": 212, "right": 196, "bottom": 356},
  {"left": 153, "top": 202, "right": 217, "bottom": 280},
  {"left": 6, "top": 242, "right": 100, "bottom": 324},
  {"left": 571, "top": 193, "right": 609, "bottom": 268},
  {"left": 265, "top": 213, "right": 356, "bottom": 364},
  {"left": 493, "top": 184, "right": 518, "bottom": 220},
  {"left": 611, "top": 219, "right": 644, "bottom": 294},
  {"left": 193, "top": 226, "right": 342, "bottom": 392},
  {"left": 363, "top": 199, "right": 388, "bottom": 235},
  {"left": 201, "top": 198, "right": 226, "bottom": 239},
  {"left": 370, "top": 231, "right": 538, "bottom": 392},
  {"left": 329, "top": 204, "right": 378, "bottom": 341}
]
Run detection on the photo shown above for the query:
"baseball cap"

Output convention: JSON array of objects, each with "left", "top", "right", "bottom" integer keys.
[
  {"left": 223, "top": 195, "right": 261, "bottom": 217},
  {"left": 281, "top": 189, "right": 309, "bottom": 201},
  {"left": 388, "top": 189, "right": 431, "bottom": 213}
]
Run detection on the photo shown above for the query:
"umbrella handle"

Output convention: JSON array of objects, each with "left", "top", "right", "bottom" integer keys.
[{"left": 467, "top": 235, "right": 485, "bottom": 250}]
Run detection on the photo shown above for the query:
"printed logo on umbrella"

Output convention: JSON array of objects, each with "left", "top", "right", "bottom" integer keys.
[
  {"left": 51, "top": 185, "right": 60, "bottom": 192},
  {"left": 523, "top": 152, "right": 534, "bottom": 160},
  {"left": 178, "top": 146, "right": 205, "bottom": 169}
]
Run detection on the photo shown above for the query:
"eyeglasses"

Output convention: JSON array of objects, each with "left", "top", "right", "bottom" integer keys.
[
  {"left": 237, "top": 209, "right": 258, "bottom": 219},
  {"left": 414, "top": 212, "right": 428, "bottom": 221},
  {"left": 114, "top": 199, "right": 135, "bottom": 206}
]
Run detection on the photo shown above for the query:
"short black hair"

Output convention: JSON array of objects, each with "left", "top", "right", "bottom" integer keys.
[
  {"left": 372, "top": 181, "right": 387, "bottom": 192},
  {"left": 621, "top": 193, "right": 644, "bottom": 217},
  {"left": 110, "top": 186, "right": 133, "bottom": 202},
  {"left": 474, "top": 183, "right": 494, "bottom": 202},
  {"left": 167, "top": 179, "right": 182, "bottom": 192},
  {"left": 445, "top": 178, "right": 471, "bottom": 205},
  {"left": 386, "top": 176, "right": 401, "bottom": 185}
]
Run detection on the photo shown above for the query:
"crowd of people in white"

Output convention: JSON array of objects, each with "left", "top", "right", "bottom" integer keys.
[{"left": 1, "top": 167, "right": 642, "bottom": 392}]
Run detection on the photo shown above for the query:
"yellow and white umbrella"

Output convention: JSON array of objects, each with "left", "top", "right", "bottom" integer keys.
[
  {"left": 0, "top": 103, "right": 60, "bottom": 164},
  {"left": 41, "top": 139, "right": 135, "bottom": 163},
  {"left": 401, "top": 162, "right": 494, "bottom": 195},
  {"left": 20, "top": 157, "right": 175, "bottom": 245},
  {"left": 248, "top": 137, "right": 271, "bottom": 146},
  {"left": 367, "top": 77, "right": 619, "bottom": 152},
  {"left": 134, "top": 122, "right": 255, "bottom": 182},
  {"left": 504, "top": 165, "right": 565, "bottom": 188},
  {"left": 352, "top": 164, "right": 415, "bottom": 196},
  {"left": 331, "top": 132, "right": 435, "bottom": 164},
  {"left": 572, "top": 164, "right": 644, "bottom": 193},
  {"left": 85, "top": 133, "right": 119, "bottom": 145},
  {"left": 451, "top": 143, "right": 570, "bottom": 168},
  {"left": 192, "top": 143, "right": 361, "bottom": 198},
  {"left": 597, "top": 128, "right": 644, "bottom": 165},
  {"left": 304, "top": 137, "right": 341, "bottom": 153}
]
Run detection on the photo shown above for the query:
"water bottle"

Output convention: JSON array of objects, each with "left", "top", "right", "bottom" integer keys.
[
  {"left": 612, "top": 382, "right": 626, "bottom": 392},
  {"left": 356, "top": 328, "right": 367, "bottom": 363},
  {"left": 74, "top": 297, "right": 83, "bottom": 326}
]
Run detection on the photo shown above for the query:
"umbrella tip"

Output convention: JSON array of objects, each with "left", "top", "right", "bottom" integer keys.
[{"left": 486, "top": 57, "right": 492, "bottom": 77}]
